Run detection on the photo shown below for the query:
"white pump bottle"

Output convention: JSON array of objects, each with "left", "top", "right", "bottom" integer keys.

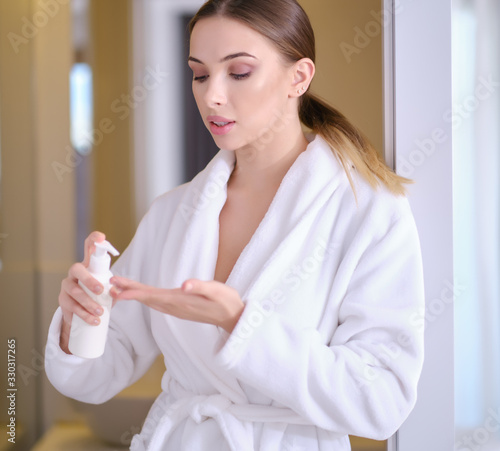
[{"left": 68, "top": 240, "right": 120, "bottom": 359}]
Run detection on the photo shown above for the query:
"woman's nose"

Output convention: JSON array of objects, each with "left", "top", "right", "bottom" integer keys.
[{"left": 203, "top": 79, "right": 227, "bottom": 107}]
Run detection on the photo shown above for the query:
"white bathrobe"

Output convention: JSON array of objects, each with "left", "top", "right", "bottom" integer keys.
[{"left": 45, "top": 134, "right": 425, "bottom": 451}]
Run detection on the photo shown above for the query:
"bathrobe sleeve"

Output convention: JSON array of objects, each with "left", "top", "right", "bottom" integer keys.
[
  {"left": 44, "top": 198, "right": 164, "bottom": 404},
  {"left": 214, "top": 192, "right": 425, "bottom": 440}
]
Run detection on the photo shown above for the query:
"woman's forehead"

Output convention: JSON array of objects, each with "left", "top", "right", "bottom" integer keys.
[{"left": 189, "top": 16, "right": 278, "bottom": 63}]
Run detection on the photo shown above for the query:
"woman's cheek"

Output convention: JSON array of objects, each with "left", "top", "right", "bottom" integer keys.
[{"left": 238, "top": 80, "right": 273, "bottom": 117}]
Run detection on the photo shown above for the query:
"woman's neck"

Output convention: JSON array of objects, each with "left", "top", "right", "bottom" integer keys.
[{"left": 229, "top": 122, "right": 309, "bottom": 194}]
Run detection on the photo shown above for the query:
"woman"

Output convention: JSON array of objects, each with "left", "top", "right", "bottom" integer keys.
[{"left": 45, "top": 0, "right": 425, "bottom": 449}]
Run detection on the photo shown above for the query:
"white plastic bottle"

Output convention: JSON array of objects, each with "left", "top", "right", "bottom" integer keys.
[{"left": 68, "top": 240, "right": 120, "bottom": 359}]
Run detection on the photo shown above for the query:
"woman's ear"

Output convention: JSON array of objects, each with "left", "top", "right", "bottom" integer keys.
[{"left": 289, "top": 58, "right": 315, "bottom": 98}]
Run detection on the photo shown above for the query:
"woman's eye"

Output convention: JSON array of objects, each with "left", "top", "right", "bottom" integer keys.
[
  {"left": 193, "top": 73, "right": 251, "bottom": 82},
  {"left": 193, "top": 75, "right": 208, "bottom": 83},
  {"left": 231, "top": 73, "right": 251, "bottom": 80}
]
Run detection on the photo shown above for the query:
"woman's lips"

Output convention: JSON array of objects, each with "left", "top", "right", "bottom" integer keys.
[{"left": 207, "top": 116, "right": 235, "bottom": 136}]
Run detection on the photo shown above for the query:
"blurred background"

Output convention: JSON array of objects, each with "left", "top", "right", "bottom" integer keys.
[
  {"left": 452, "top": 1, "right": 500, "bottom": 450},
  {"left": 1, "top": 0, "right": 497, "bottom": 450}
]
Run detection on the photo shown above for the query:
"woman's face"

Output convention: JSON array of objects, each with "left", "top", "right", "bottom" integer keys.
[{"left": 188, "top": 16, "right": 297, "bottom": 152}]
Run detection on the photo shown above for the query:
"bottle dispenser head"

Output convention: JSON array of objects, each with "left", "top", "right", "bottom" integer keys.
[{"left": 89, "top": 240, "right": 120, "bottom": 274}]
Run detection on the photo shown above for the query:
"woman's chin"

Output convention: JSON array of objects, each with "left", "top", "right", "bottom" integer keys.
[{"left": 210, "top": 134, "right": 240, "bottom": 151}]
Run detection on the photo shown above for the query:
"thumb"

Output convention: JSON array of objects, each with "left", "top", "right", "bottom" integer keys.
[{"left": 83, "top": 231, "right": 106, "bottom": 266}]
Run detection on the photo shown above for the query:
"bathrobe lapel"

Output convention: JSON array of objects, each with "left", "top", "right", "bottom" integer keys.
[{"left": 154, "top": 135, "right": 345, "bottom": 399}]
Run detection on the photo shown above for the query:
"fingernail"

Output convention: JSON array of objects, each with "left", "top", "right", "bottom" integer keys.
[
  {"left": 95, "top": 308, "right": 103, "bottom": 316},
  {"left": 94, "top": 286, "right": 102, "bottom": 294},
  {"left": 93, "top": 318, "right": 100, "bottom": 325}
]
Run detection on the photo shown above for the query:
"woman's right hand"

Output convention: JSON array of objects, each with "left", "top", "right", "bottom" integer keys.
[{"left": 58, "top": 231, "right": 107, "bottom": 354}]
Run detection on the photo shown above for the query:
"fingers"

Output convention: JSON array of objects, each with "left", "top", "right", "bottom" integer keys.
[
  {"left": 110, "top": 276, "right": 182, "bottom": 306},
  {"left": 69, "top": 262, "right": 103, "bottom": 295},
  {"left": 110, "top": 276, "right": 149, "bottom": 302},
  {"left": 110, "top": 275, "right": 139, "bottom": 289},
  {"left": 83, "top": 231, "right": 106, "bottom": 266},
  {"left": 59, "top": 278, "right": 103, "bottom": 326},
  {"left": 108, "top": 277, "right": 243, "bottom": 332},
  {"left": 61, "top": 261, "right": 106, "bottom": 327},
  {"left": 181, "top": 278, "right": 237, "bottom": 301}
]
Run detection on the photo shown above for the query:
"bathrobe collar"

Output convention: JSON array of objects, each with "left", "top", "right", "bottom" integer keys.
[{"left": 166, "top": 134, "right": 348, "bottom": 297}]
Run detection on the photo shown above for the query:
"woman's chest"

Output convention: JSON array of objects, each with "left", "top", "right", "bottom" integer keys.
[{"left": 213, "top": 189, "right": 276, "bottom": 284}]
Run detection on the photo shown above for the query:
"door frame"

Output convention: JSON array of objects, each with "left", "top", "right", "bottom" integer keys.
[{"left": 386, "top": 0, "right": 454, "bottom": 449}]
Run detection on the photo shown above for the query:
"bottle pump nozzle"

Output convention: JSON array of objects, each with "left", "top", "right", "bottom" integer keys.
[
  {"left": 89, "top": 240, "right": 120, "bottom": 274},
  {"left": 94, "top": 240, "right": 120, "bottom": 258}
]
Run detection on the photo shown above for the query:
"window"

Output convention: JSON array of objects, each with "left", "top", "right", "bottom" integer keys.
[
  {"left": 69, "top": 62, "right": 93, "bottom": 155},
  {"left": 453, "top": 1, "right": 500, "bottom": 449}
]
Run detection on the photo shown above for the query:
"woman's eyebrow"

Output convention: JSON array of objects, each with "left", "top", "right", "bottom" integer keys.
[{"left": 188, "top": 52, "right": 257, "bottom": 64}]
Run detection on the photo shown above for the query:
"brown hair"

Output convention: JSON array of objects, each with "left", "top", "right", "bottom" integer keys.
[{"left": 189, "top": 0, "right": 411, "bottom": 196}]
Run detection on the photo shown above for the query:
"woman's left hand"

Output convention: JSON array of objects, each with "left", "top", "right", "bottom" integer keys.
[{"left": 109, "top": 276, "right": 245, "bottom": 333}]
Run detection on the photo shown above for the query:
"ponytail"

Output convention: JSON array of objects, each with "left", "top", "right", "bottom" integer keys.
[{"left": 300, "top": 93, "right": 412, "bottom": 197}]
